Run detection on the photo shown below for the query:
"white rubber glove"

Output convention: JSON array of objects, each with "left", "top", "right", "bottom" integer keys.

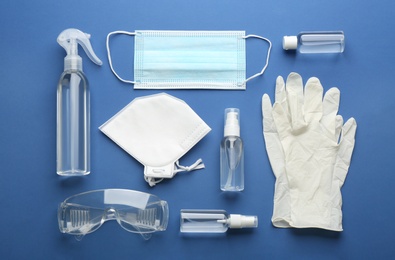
[{"left": 262, "top": 72, "right": 357, "bottom": 231}]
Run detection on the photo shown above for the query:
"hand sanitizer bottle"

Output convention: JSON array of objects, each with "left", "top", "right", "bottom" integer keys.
[
  {"left": 283, "top": 31, "right": 345, "bottom": 53},
  {"left": 220, "top": 108, "right": 244, "bottom": 191},
  {"left": 57, "top": 29, "right": 102, "bottom": 176},
  {"left": 180, "top": 209, "right": 258, "bottom": 233}
]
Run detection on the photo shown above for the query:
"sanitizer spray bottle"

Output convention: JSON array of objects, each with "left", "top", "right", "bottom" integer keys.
[
  {"left": 57, "top": 29, "right": 102, "bottom": 176},
  {"left": 180, "top": 209, "right": 257, "bottom": 233},
  {"left": 220, "top": 108, "right": 244, "bottom": 191}
]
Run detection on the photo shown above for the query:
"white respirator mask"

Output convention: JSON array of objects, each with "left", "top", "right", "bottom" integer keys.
[
  {"left": 99, "top": 93, "right": 211, "bottom": 186},
  {"left": 106, "top": 30, "right": 271, "bottom": 90}
]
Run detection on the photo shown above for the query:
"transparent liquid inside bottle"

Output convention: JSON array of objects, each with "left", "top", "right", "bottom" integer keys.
[
  {"left": 220, "top": 136, "right": 244, "bottom": 191},
  {"left": 299, "top": 32, "right": 345, "bottom": 53},
  {"left": 180, "top": 210, "right": 228, "bottom": 233},
  {"left": 57, "top": 71, "right": 90, "bottom": 176}
]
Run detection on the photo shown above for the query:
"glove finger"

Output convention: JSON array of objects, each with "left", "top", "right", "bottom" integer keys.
[
  {"left": 275, "top": 76, "right": 290, "bottom": 121},
  {"left": 335, "top": 115, "right": 344, "bottom": 143},
  {"left": 304, "top": 77, "right": 323, "bottom": 123},
  {"left": 323, "top": 87, "right": 340, "bottom": 118},
  {"left": 286, "top": 72, "right": 304, "bottom": 95},
  {"left": 286, "top": 72, "right": 305, "bottom": 131},
  {"left": 262, "top": 94, "right": 286, "bottom": 179},
  {"left": 321, "top": 87, "right": 340, "bottom": 136},
  {"left": 272, "top": 102, "right": 291, "bottom": 139},
  {"left": 262, "top": 94, "right": 276, "bottom": 133},
  {"left": 340, "top": 117, "right": 357, "bottom": 149},
  {"left": 334, "top": 117, "right": 357, "bottom": 186},
  {"left": 265, "top": 136, "right": 286, "bottom": 179},
  {"left": 275, "top": 76, "right": 286, "bottom": 103}
]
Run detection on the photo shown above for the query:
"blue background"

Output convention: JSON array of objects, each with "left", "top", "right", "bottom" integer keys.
[{"left": 1, "top": 0, "right": 394, "bottom": 259}]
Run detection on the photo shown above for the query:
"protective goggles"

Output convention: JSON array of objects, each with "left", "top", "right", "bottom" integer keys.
[{"left": 58, "top": 189, "right": 169, "bottom": 240}]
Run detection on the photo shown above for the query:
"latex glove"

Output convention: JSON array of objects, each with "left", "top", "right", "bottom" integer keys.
[{"left": 262, "top": 72, "right": 357, "bottom": 231}]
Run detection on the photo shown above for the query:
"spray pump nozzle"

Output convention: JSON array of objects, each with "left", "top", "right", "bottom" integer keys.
[{"left": 57, "top": 28, "right": 102, "bottom": 71}]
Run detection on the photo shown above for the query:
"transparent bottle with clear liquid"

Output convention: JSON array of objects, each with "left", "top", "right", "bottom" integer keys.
[
  {"left": 180, "top": 209, "right": 257, "bottom": 233},
  {"left": 283, "top": 31, "right": 345, "bottom": 53},
  {"left": 57, "top": 71, "right": 90, "bottom": 176},
  {"left": 56, "top": 29, "right": 102, "bottom": 176},
  {"left": 220, "top": 108, "right": 244, "bottom": 191}
]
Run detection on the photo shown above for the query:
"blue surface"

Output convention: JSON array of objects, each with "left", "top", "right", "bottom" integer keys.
[{"left": 1, "top": 0, "right": 395, "bottom": 259}]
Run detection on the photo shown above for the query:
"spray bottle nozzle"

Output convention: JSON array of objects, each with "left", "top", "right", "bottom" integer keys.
[
  {"left": 58, "top": 28, "right": 102, "bottom": 71},
  {"left": 224, "top": 108, "right": 240, "bottom": 137}
]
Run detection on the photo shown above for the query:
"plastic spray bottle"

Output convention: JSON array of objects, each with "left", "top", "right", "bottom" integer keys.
[
  {"left": 57, "top": 29, "right": 102, "bottom": 176},
  {"left": 283, "top": 31, "right": 345, "bottom": 53},
  {"left": 220, "top": 108, "right": 244, "bottom": 191},
  {"left": 180, "top": 209, "right": 257, "bottom": 233}
]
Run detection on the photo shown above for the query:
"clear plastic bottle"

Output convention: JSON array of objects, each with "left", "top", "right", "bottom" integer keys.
[
  {"left": 220, "top": 108, "right": 244, "bottom": 191},
  {"left": 56, "top": 29, "right": 102, "bottom": 176},
  {"left": 283, "top": 31, "right": 345, "bottom": 53},
  {"left": 180, "top": 209, "right": 257, "bottom": 233}
]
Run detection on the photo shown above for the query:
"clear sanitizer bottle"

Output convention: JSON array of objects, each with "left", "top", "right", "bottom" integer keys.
[
  {"left": 180, "top": 209, "right": 258, "bottom": 233},
  {"left": 220, "top": 108, "right": 244, "bottom": 191},
  {"left": 283, "top": 31, "right": 345, "bottom": 53},
  {"left": 57, "top": 29, "right": 102, "bottom": 176}
]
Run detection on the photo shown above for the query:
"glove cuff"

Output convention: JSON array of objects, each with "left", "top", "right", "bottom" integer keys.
[
  {"left": 289, "top": 194, "right": 343, "bottom": 231},
  {"left": 272, "top": 182, "right": 292, "bottom": 228}
]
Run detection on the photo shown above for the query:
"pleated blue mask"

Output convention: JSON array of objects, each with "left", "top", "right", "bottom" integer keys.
[{"left": 106, "top": 30, "right": 271, "bottom": 90}]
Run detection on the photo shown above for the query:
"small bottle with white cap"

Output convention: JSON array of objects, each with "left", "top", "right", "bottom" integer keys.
[
  {"left": 180, "top": 209, "right": 258, "bottom": 233},
  {"left": 283, "top": 31, "right": 345, "bottom": 53},
  {"left": 220, "top": 108, "right": 244, "bottom": 191}
]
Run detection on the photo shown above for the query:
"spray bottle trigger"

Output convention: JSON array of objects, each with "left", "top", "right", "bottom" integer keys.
[
  {"left": 76, "top": 32, "right": 103, "bottom": 66},
  {"left": 57, "top": 28, "right": 102, "bottom": 66}
]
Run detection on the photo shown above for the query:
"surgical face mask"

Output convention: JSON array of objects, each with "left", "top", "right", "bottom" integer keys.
[
  {"left": 99, "top": 93, "right": 211, "bottom": 186},
  {"left": 58, "top": 189, "right": 169, "bottom": 240},
  {"left": 106, "top": 30, "right": 272, "bottom": 90}
]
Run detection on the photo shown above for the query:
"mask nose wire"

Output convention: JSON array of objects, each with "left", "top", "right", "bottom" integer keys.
[{"left": 106, "top": 31, "right": 137, "bottom": 84}]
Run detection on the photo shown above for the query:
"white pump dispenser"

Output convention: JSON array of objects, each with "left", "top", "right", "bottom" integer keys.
[
  {"left": 57, "top": 28, "right": 102, "bottom": 176},
  {"left": 224, "top": 110, "right": 240, "bottom": 137}
]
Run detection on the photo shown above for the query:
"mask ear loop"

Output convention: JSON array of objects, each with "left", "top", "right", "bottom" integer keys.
[
  {"left": 243, "top": 35, "right": 272, "bottom": 84},
  {"left": 144, "top": 176, "right": 164, "bottom": 187},
  {"left": 107, "top": 32, "right": 271, "bottom": 86},
  {"left": 106, "top": 31, "right": 136, "bottom": 84},
  {"left": 144, "top": 159, "right": 205, "bottom": 187}
]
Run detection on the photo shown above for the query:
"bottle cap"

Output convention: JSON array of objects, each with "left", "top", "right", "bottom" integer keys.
[
  {"left": 228, "top": 214, "right": 258, "bottom": 229},
  {"left": 224, "top": 108, "right": 240, "bottom": 137},
  {"left": 283, "top": 36, "right": 298, "bottom": 50}
]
